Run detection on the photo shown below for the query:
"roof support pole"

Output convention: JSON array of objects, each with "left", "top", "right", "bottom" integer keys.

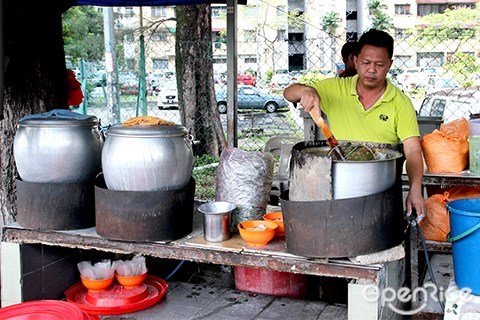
[
  {"left": 226, "top": 0, "right": 238, "bottom": 148},
  {"left": 103, "top": 7, "right": 121, "bottom": 124}
]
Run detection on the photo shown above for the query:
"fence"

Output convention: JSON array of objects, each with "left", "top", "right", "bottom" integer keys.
[{"left": 66, "top": 6, "right": 480, "bottom": 156}]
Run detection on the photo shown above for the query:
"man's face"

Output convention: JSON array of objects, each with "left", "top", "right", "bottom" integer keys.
[{"left": 354, "top": 44, "right": 392, "bottom": 89}]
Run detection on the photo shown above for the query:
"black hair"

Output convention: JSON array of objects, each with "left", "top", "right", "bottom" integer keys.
[
  {"left": 357, "top": 29, "right": 394, "bottom": 59},
  {"left": 341, "top": 42, "right": 357, "bottom": 62}
]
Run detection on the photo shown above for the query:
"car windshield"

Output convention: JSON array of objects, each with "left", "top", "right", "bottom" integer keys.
[
  {"left": 162, "top": 81, "right": 177, "bottom": 91},
  {"left": 418, "top": 97, "right": 446, "bottom": 117},
  {"left": 242, "top": 87, "right": 258, "bottom": 95}
]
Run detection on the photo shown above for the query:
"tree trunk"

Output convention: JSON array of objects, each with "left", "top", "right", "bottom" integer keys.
[
  {"left": 1, "top": 0, "right": 69, "bottom": 226},
  {"left": 175, "top": 4, "right": 226, "bottom": 157}
]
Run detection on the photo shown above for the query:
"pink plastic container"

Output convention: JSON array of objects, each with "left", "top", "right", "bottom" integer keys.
[{"left": 234, "top": 266, "right": 308, "bottom": 298}]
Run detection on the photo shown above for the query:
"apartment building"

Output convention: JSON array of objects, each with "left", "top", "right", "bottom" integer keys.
[{"left": 112, "top": 0, "right": 480, "bottom": 78}]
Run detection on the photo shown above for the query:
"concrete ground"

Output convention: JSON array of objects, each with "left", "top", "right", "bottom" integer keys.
[
  {"left": 100, "top": 281, "right": 347, "bottom": 320},
  {"left": 98, "top": 262, "right": 348, "bottom": 320}
]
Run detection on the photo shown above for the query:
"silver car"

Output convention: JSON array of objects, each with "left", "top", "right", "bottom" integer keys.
[
  {"left": 216, "top": 85, "right": 289, "bottom": 113},
  {"left": 157, "top": 80, "right": 178, "bottom": 109}
]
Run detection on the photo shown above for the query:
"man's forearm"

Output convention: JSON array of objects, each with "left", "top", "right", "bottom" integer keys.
[
  {"left": 283, "top": 83, "right": 307, "bottom": 103},
  {"left": 406, "top": 149, "right": 424, "bottom": 194}
]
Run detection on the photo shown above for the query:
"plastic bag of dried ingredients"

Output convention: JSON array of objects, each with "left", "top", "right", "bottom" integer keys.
[
  {"left": 215, "top": 148, "right": 274, "bottom": 231},
  {"left": 421, "top": 118, "right": 470, "bottom": 173}
]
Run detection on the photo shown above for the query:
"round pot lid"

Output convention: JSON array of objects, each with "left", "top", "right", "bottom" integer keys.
[
  {"left": 65, "top": 275, "right": 168, "bottom": 315},
  {"left": 106, "top": 124, "right": 188, "bottom": 138},
  {"left": 19, "top": 109, "right": 98, "bottom": 126},
  {"left": 0, "top": 300, "right": 98, "bottom": 320}
]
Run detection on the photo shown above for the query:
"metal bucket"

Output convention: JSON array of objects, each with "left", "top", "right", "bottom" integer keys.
[{"left": 198, "top": 202, "right": 236, "bottom": 242}]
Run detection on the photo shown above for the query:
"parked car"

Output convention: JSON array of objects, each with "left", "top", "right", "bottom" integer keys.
[
  {"left": 157, "top": 80, "right": 178, "bottom": 109},
  {"left": 216, "top": 85, "right": 288, "bottom": 113},
  {"left": 237, "top": 74, "right": 256, "bottom": 86},
  {"left": 418, "top": 86, "right": 480, "bottom": 123},
  {"left": 270, "top": 74, "right": 297, "bottom": 88},
  {"left": 119, "top": 72, "right": 139, "bottom": 95},
  {"left": 147, "top": 72, "right": 166, "bottom": 94}
]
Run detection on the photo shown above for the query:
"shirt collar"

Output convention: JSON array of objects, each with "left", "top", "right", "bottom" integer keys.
[{"left": 350, "top": 75, "right": 395, "bottom": 103}]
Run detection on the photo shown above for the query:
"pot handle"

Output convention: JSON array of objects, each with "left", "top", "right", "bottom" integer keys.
[
  {"left": 92, "top": 123, "right": 104, "bottom": 141},
  {"left": 183, "top": 135, "right": 194, "bottom": 149}
]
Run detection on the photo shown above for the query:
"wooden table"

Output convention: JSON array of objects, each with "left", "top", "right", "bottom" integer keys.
[{"left": 1, "top": 213, "right": 403, "bottom": 319}]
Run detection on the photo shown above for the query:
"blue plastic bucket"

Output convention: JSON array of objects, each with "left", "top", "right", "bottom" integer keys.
[{"left": 447, "top": 198, "right": 480, "bottom": 295}]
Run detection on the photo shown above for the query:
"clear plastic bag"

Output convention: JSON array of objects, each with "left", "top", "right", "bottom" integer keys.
[{"left": 215, "top": 148, "right": 274, "bottom": 230}]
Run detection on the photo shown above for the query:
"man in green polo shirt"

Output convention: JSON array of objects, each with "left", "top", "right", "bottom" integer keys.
[{"left": 284, "top": 29, "right": 426, "bottom": 221}]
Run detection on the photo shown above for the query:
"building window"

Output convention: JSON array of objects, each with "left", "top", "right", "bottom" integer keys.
[
  {"left": 395, "top": 4, "right": 410, "bottom": 15},
  {"left": 277, "top": 29, "right": 286, "bottom": 41},
  {"left": 346, "top": 32, "right": 358, "bottom": 41},
  {"left": 152, "top": 30, "right": 169, "bottom": 42},
  {"left": 418, "top": 3, "right": 475, "bottom": 16},
  {"left": 151, "top": 6, "right": 167, "bottom": 18},
  {"left": 124, "top": 7, "right": 134, "bottom": 18},
  {"left": 244, "top": 56, "right": 257, "bottom": 63},
  {"left": 288, "top": 33, "right": 304, "bottom": 41},
  {"left": 243, "top": 30, "right": 255, "bottom": 42},
  {"left": 346, "top": 10, "right": 357, "bottom": 20},
  {"left": 417, "top": 52, "right": 444, "bottom": 68},
  {"left": 213, "top": 57, "right": 227, "bottom": 64},
  {"left": 212, "top": 6, "right": 226, "bottom": 18},
  {"left": 152, "top": 58, "right": 169, "bottom": 70},
  {"left": 124, "top": 33, "right": 135, "bottom": 43},
  {"left": 394, "top": 55, "right": 412, "bottom": 69}
]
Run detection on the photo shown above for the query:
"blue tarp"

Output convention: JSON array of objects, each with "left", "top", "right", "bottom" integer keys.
[{"left": 75, "top": 0, "right": 246, "bottom": 6}]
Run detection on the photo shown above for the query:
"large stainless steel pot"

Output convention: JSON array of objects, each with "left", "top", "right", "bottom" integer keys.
[
  {"left": 332, "top": 148, "right": 402, "bottom": 199},
  {"left": 102, "top": 124, "right": 194, "bottom": 191},
  {"left": 291, "top": 141, "right": 402, "bottom": 199},
  {"left": 14, "top": 115, "right": 103, "bottom": 183}
]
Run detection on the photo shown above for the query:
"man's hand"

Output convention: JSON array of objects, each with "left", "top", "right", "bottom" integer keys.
[
  {"left": 298, "top": 86, "right": 321, "bottom": 113},
  {"left": 283, "top": 83, "right": 321, "bottom": 114},
  {"left": 406, "top": 189, "right": 427, "bottom": 223}
]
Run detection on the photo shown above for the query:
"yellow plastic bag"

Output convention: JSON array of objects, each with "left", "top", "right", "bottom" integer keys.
[{"left": 421, "top": 118, "right": 470, "bottom": 173}]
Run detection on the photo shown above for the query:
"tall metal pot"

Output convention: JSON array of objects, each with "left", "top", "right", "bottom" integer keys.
[
  {"left": 14, "top": 116, "right": 104, "bottom": 183},
  {"left": 101, "top": 124, "right": 194, "bottom": 191}
]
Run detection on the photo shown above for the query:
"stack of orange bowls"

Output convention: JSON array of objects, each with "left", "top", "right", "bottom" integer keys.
[{"left": 263, "top": 211, "right": 284, "bottom": 236}]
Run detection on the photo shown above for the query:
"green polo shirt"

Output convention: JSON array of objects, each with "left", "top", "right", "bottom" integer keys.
[{"left": 310, "top": 75, "right": 420, "bottom": 144}]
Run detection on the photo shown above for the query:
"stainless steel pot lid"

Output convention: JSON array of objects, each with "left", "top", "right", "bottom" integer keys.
[
  {"left": 19, "top": 109, "right": 98, "bottom": 126},
  {"left": 106, "top": 124, "right": 188, "bottom": 138}
]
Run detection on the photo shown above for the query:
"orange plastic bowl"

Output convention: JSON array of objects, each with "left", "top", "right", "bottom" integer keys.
[
  {"left": 237, "top": 220, "right": 278, "bottom": 247},
  {"left": 263, "top": 211, "right": 284, "bottom": 236},
  {"left": 116, "top": 271, "right": 148, "bottom": 289},
  {"left": 80, "top": 276, "right": 114, "bottom": 292}
]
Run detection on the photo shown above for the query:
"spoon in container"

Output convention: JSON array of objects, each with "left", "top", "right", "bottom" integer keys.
[{"left": 309, "top": 110, "right": 346, "bottom": 161}]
